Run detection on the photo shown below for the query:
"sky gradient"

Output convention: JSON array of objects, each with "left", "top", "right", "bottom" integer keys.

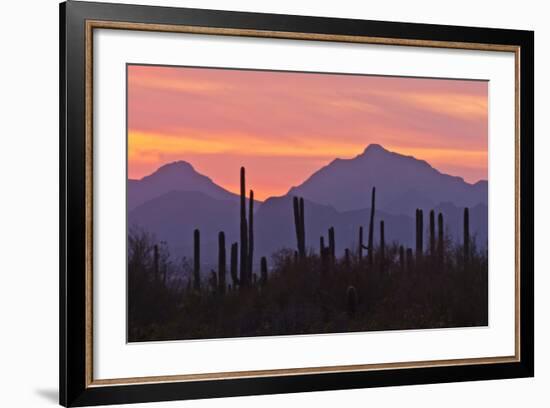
[{"left": 128, "top": 65, "right": 488, "bottom": 201}]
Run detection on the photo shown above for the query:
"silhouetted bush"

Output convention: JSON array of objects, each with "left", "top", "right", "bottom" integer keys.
[{"left": 128, "top": 221, "right": 487, "bottom": 342}]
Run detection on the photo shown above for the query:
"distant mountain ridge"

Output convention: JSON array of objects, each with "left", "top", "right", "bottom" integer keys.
[
  {"left": 127, "top": 145, "right": 488, "bottom": 267},
  {"left": 288, "top": 144, "right": 487, "bottom": 215},
  {"left": 129, "top": 190, "right": 487, "bottom": 267},
  {"left": 128, "top": 161, "right": 251, "bottom": 210},
  {"left": 129, "top": 190, "right": 240, "bottom": 263}
]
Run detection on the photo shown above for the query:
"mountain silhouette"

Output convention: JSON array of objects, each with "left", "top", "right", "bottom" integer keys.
[
  {"left": 129, "top": 191, "right": 487, "bottom": 268},
  {"left": 129, "top": 190, "right": 241, "bottom": 266},
  {"left": 128, "top": 161, "right": 248, "bottom": 210},
  {"left": 255, "top": 195, "right": 414, "bottom": 259},
  {"left": 287, "top": 144, "right": 487, "bottom": 214},
  {"left": 127, "top": 145, "right": 488, "bottom": 267}
]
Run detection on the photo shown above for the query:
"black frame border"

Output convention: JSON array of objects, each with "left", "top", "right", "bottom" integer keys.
[{"left": 60, "top": 1, "right": 534, "bottom": 406}]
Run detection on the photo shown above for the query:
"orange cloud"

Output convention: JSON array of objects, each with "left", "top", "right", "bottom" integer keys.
[
  {"left": 379, "top": 91, "right": 488, "bottom": 121},
  {"left": 128, "top": 129, "right": 364, "bottom": 161}
]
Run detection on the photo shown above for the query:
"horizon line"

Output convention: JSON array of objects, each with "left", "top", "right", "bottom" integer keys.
[{"left": 128, "top": 143, "right": 488, "bottom": 201}]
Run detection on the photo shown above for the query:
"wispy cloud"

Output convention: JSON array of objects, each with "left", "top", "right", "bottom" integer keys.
[
  {"left": 129, "top": 129, "right": 364, "bottom": 160},
  {"left": 370, "top": 90, "right": 487, "bottom": 121}
]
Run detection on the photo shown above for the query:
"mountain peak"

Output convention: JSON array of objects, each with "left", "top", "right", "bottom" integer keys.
[
  {"left": 362, "top": 143, "right": 388, "bottom": 154},
  {"left": 129, "top": 160, "right": 256, "bottom": 211},
  {"left": 154, "top": 160, "right": 195, "bottom": 174},
  {"left": 140, "top": 160, "right": 201, "bottom": 182},
  {"left": 287, "top": 143, "right": 487, "bottom": 213},
  {"left": 358, "top": 144, "right": 433, "bottom": 170}
]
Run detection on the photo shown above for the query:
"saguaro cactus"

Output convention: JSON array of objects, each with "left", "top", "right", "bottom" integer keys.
[
  {"left": 230, "top": 242, "right": 239, "bottom": 287},
  {"left": 293, "top": 196, "right": 306, "bottom": 258},
  {"left": 358, "top": 226, "right": 364, "bottom": 261},
  {"left": 248, "top": 189, "right": 254, "bottom": 279},
  {"left": 368, "top": 187, "right": 376, "bottom": 266},
  {"left": 320, "top": 236, "right": 325, "bottom": 256},
  {"left": 346, "top": 286, "right": 357, "bottom": 318},
  {"left": 300, "top": 197, "right": 305, "bottom": 255},
  {"left": 415, "top": 209, "right": 424, "bottom": 260},
  {"left": 344, "top": 248, "right": 350, "bottom": 269},
  {"left": 193, "top": 229, "right": 201, "bottom": 291},
  {"left": 429, "top": 210, "right": 435, "bottom": 257},
  {"left": 218, "top": 231, "right": 226, "bottom": 294},
  {"left": 260, "top": 256, "right": 268, "bottom": 286},
  {"left": 437, "top": 212, "right": 444, "bottom": 265},
  {"left": 328, "top": 227, "right": 335, "bottom": 262},
  {"left": 293, "top": 197, "right": 300, "bottom": 255},
  {"left": 240, "top": 167, "right": 248, "bottom": 286},
  {"left": 464, "top": 207, "right": 470, "bottom": 264}
]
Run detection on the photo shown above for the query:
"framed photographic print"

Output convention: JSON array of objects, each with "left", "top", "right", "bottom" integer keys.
[{"left": 59, "top": 1, "right": 534, "bottom": 406}]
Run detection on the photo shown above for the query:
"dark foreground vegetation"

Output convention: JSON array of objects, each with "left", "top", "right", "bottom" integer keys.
[{"left": 128, "top": 168, "right": 488, "bottom": 342}]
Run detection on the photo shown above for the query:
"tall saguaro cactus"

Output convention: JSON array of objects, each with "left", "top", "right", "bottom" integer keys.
[
  {"left": 293, "top": 197, "right": 300, "bottom": 255},
  {"left": 328, "top": 227, "right": 335, "bottom": 262},
  {"left": 437, "top": 212, "right": 444, "bottom": 265},
  {"left": 367, "top": 187, "right": 376, "bottom": 266},
  {"left": 429, "top": 210, "right": 435, "bottom": 257},
  {"left": 463, "top": 207, "right": 470, "bottom": 264},
  {"left": 248, "top": 189, "right": 254, "bottom": 280},
  {"left": 293, "top": 196, "right": 306, "bottom": 258},
  {"left": 240, "top": 167, "right": 248, "bottom": 287},
  {"left": 415, "top": 209, "right": 424, "bottom": 260},
  {"left": 230, "top": 242, "right": 239, "bottom": 287},
  {"left": 218, "top": 232, "right": 226, "bottom": 294},
  {"left": 300, "top": 197, "right": 305, "bottom": 255},
  {"left": 193, "top": 229, "right": 201, "bottom": 291}
]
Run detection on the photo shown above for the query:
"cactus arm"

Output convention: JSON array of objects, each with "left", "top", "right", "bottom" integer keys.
[
  {"left": 299, "top": 197, "right": 306, "bottom": 257},
  {"left": 218, "top": 231, "right": 226, "bottom": 294},
  {"left": 230, "top": 242, "right": 240, "bottom": 287},
  {"left": 248, "top": 189, "right": 254, "bottom": 280},
  {"left": 464, "top": 207, "right": 470, "bottom": 265},
  {"left": 367, "top": 187, "right": 376, "bottom": 266},
  {"left": 429, "top": 209, "right": 435, "bottom": 257},
  {"left": 239, "top": 167, "right": 248, "bottom": 286}
]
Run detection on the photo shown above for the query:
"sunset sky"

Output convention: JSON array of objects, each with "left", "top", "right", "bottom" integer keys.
[{"left": 127, "top": 65, "right": 488, "bottom": 201}]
